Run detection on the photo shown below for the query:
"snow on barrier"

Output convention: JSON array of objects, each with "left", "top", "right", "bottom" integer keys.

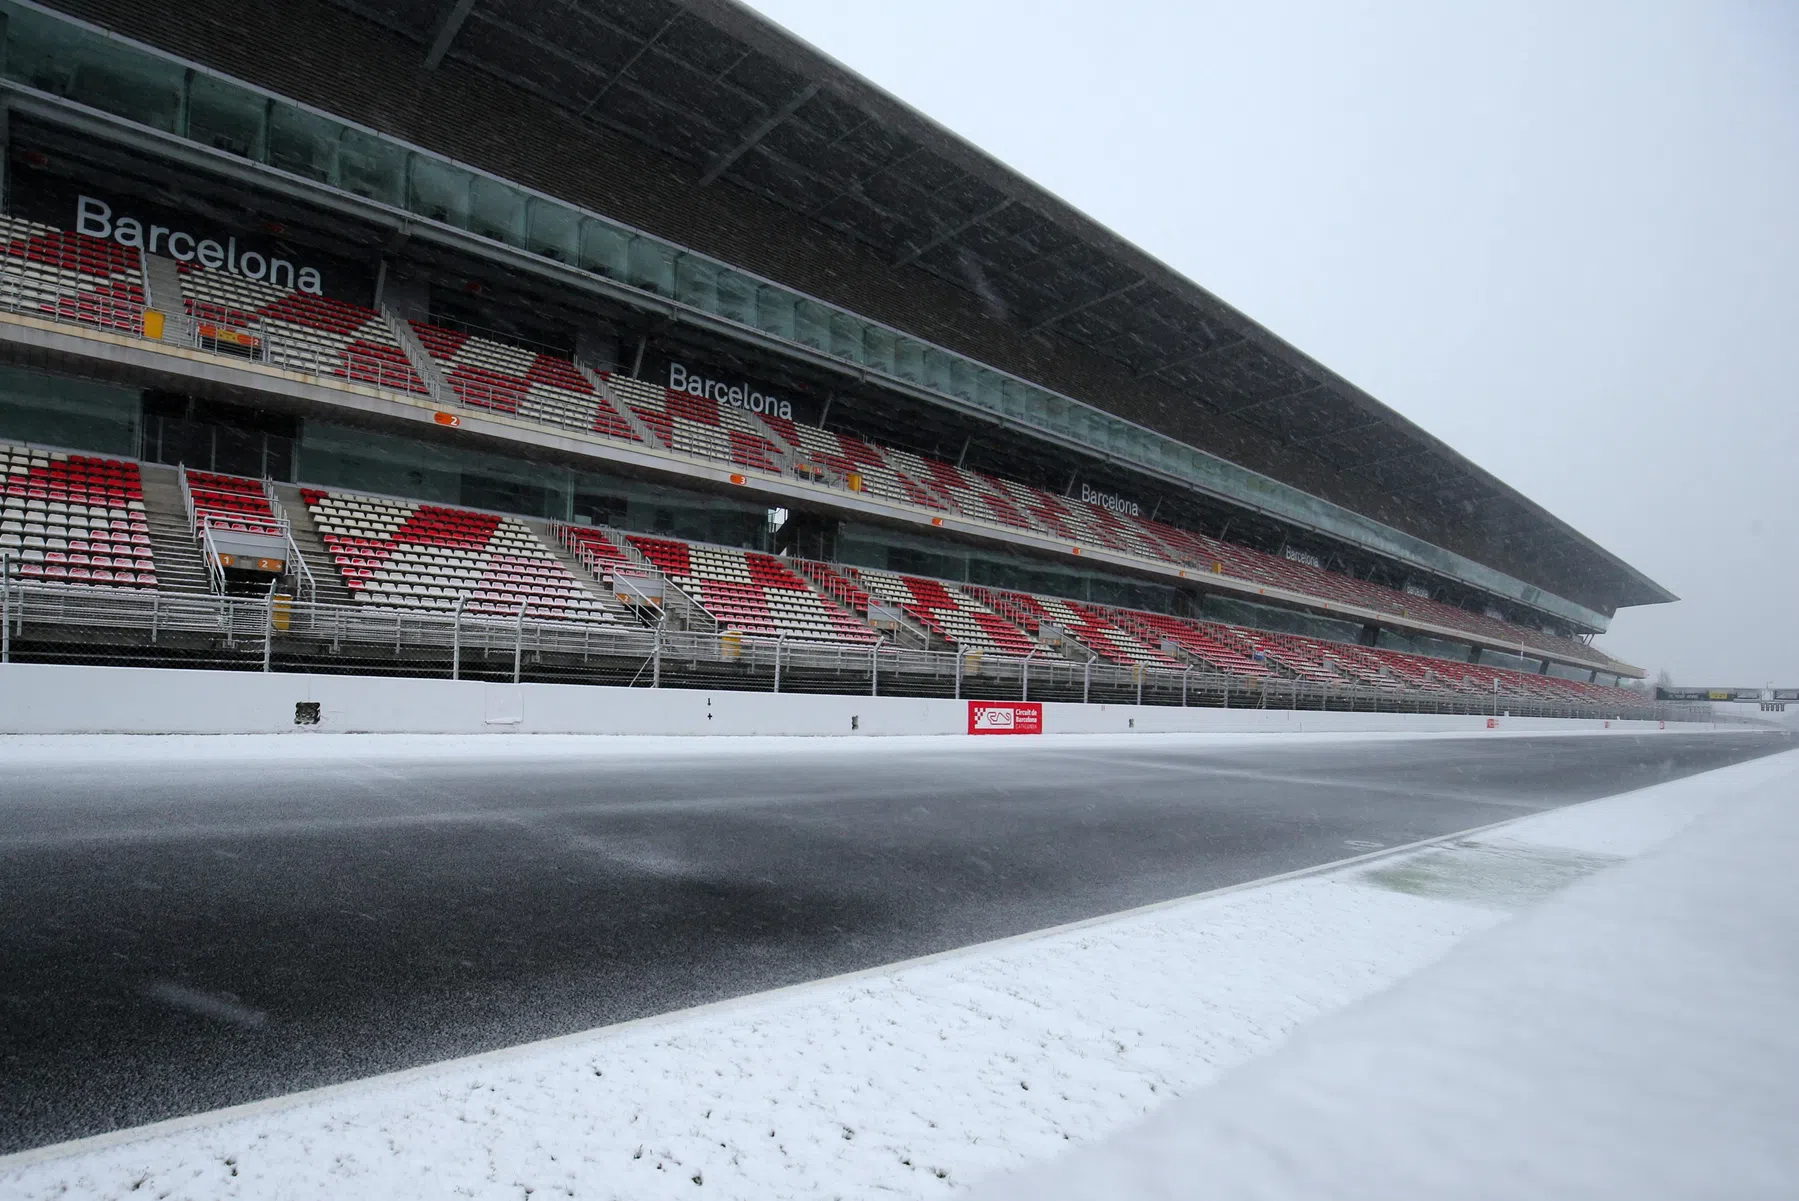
[{"left": 0, "top": 662, "right": 1695, "bottom": 736}]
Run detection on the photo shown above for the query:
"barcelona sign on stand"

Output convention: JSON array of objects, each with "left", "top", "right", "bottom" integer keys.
[{"left": 967, "top": 701, "right": 1043, "bottom": 735}]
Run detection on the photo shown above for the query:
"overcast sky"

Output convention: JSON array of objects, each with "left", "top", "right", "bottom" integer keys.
[{"left": 743, "top": 0, "right": 1798, "bottom": 685}]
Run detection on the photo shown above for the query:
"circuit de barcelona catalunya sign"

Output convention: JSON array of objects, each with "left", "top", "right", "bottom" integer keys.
[
  {"left": 76, "top": 195, "right": 325, "bottom": 295},
  {"left": 967, "top": 701, "right": 1043, "bottom": 735}
]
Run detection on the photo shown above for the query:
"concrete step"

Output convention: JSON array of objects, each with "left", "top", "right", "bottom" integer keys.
[
  {"left": 135, "top": 464, "right": 212, "bottom": 595},
  {"left": 141, "top": 254, "right": 183, "bottom": 314}
]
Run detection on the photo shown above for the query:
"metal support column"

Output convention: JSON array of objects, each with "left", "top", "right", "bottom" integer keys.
[
  {"left": 263, "top": 581, "right": 277, "bottom": 673},
  {"left": 870, "top": 643, "right": 878, "bottom": 696},
  {"left": 450, "top": 594, "right": 464, "bottom": 680},
  {"left": 652, "top": 623, "right": 662, "bottom": 688},
  {"left": 1182, "top": 666, "right": 1191, "bottom": 707},
  {"left": 773, "top": 635, "right": 785, "bottom": 693},
  {"left": 1022, "top": 648, "right": 1036, "bottom": 702},
  {"left": 954, "top": 649, "right": 962, "bottom": 699},
  {"left": 0, "top": 551, "right": 10, "bottom": 663},
  {"left": 513, "top": 599, "right": 527, "bottom": 684}
]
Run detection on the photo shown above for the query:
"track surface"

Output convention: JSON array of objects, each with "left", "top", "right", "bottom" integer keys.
[{"left": 1, "top": 730, "right": 1788, "bottom": 1152}]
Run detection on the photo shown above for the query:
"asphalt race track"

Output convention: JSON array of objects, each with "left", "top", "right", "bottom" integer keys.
[{"left": 1, "top": 730, "right": 1789, "bottom": 1152}]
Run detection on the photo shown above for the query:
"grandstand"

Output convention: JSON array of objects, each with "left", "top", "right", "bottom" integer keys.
[{"left": 0, "top": 0, "right": 1675, "bottom": 720}]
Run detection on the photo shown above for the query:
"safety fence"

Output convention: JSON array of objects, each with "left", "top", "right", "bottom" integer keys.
[{"left": 0, "top": 579, "right": 1686, "bottom": 721}]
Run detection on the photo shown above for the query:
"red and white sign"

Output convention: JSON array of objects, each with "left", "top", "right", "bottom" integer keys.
[{"left": 968, "top": 701, "right": 1043, "bottom": 735}]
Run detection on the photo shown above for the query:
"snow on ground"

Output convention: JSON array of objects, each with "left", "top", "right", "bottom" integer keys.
[
  {"left": 0, "top": 722, "right": 1732, "bottom": 766},
  {"left": 2, "top": 748, "right": 1787, "bottom": 1201},
  {"left": 978, "top": 749, "right": 1799, "bottom": 1201}
]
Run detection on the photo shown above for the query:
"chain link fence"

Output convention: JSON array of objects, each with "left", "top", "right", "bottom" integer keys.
[{"left": 0, "top": 579, "right": 1693, "bottom": 723}]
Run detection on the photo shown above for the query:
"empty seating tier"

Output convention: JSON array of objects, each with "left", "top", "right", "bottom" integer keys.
[
  {"left": 0, "top": 213, "right": 1608, "bottom": 667},
  {"left": 1112, "top": 611, "right": 1276, "bottom": 678},
  {"left": 606, "top": 376, "right": 787, "bottom": 474},
  {"left": 408, "top": 323, "right": 639, "bottom": 441},
  {"left": 184, "top": 469, "right": 280, "bottom": 536},
  {"left": 854, "top": 569, "right": 1034, "bottom": 656},
  {"left": 175, "top": 263, "right": 427, "bottom": 394},
  {"left": 977, "top": 588, "right": 1177, "bottom": 667},
  {"left": 625, "top": 534, "right": 878, "bottom": 645},
  {"left": 0, "top": 443, "right": 157, "bottom": 587},
  {"left": 877, "top": 449, "right": 1036, "bottom": 530},
  {"left": 0, "top": 214, "right": 145, "bottom": 333},
  {"left": 559, "top": 525, "right": 633, "bottom": 577},
  {"left": 755, "top": 415, "right": 943, "bottom": 508},
  {"left": 301, "top": 489, "right": 610, "bottom": 621}
]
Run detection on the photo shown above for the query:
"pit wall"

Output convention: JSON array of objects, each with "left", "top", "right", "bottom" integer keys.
[{"left": 0, "top": 663, "right": 1689, "bottom": 737}]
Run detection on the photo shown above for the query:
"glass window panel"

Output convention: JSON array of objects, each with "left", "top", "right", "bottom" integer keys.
[
  {"left": 64, "top": 30, "right": 184, "bottom": 132},
  {"left": 267, "top": 102, "right": 338, "bottom": 184},
  {"left": 893, "top": 338, "right": 924, "bottom": 383},
  {"left": 4, "top": 4, "right": 84, "bottom": 96},
  {"left": 626, "top": 237, "right": 675, "bottom": 294},
  {"left": 186, "top": 72, "right": 266, "bottom": 160},
  {"left": 755, "top": 285, "right": 795, "bottom": 339},
  {"left": 715, "top": 269, "right": 754, "bottom": 325},
  {"left": 793, "top": 300, "right": 828, "bottom": 350},
  {"left": 337, "top": 127, "right": 404, "bottom": 205},
  {"left": 862, "top": 325, "right": 895, "bottom": 376},
  {"left": 923, "top": 348, "right": 954, "bottom": 394},
  {"left": 829, "top": 312, "right": 863, "bottom": 363},
  {"left": 948, "top": 358, "right": 978, "bottom": 403},
  {"left": 527, "top": 199, "right": 580, "bottom": 264},
  {"left": 1024, "top": 387, "right": 1047, "bottom": 427},
  {"left": 972, "top": 367, "right": 1002, "bottom": 410},
  {"left": 578, "top": 219, "right": 628, "bottom": 277},
  {"left": 408, "top": 156, "right": 471, "bottom": 228},
  {"left": 675, "top": 254, "right": 718, "bottom": 312},
  {"left": 469, "top": 176, "right": 525, "bottom": 245},
  {"left": 1001, "top": 378, "right": 1029, "bottom": 419}
]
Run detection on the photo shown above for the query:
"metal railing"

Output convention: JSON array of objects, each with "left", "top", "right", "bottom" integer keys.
[{"left": 0, "top": 575, "right": 1689, "bottom": 723}]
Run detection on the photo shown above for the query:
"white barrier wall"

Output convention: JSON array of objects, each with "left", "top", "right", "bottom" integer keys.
[{"left": 0, "top": 663, "right": 1687, "bottom": 737}]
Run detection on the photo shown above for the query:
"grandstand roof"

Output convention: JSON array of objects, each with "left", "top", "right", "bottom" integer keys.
[{"left": 41, "top": 0, "right": 1676, "bottom": 617}]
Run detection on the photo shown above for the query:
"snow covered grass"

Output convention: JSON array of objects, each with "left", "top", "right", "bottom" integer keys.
[
  {"left": 2, "top": 745, "right": 1786, "bottom": 1201},
  {"left": 976, "top": 750, "right": 1799, "bottom": 1201}
]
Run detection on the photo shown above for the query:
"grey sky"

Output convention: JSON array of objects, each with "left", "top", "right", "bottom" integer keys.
[{"left": 743, "top": 0, "right": 1798, "bottom": 685}]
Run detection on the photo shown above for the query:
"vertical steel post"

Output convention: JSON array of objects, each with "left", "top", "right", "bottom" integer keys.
[
  {"left": 954, "top": 649, "right": 962, "bottom": 699},
  {"left": 263, "top": 580, "right": 277, "bottom": 673},
  {"left": 1021, "top": 648, "right": 1036, "bottom": 702},
  {"left": 773, "top": 635, "right": 784, "bottom": 693},
  {"left": 450, "top": 594, "right": 464, "bottom": 680},
  {"left": 652, "top": 624, "right": 662, "bottom": 688},
  {"left": 513, "top": 599, "right": 527, "bottom": 684},
  {"left": 1136, "top": 666, "right": 1143, "bottom": 707},
  {"left": 1182, "top": 666, "right": 1191, "bottom": 707},
  {"left": 870, "top": 643, "right": 878, "bottom": 697},
  {"left": 1083, "top": 656, "right": 1091, "bottom": 704},
  {"left": 0, "top": 551, "right": 10, "bottom": 664}
]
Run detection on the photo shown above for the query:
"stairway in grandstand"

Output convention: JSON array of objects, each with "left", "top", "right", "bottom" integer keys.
[
  {"left": 520, "top": 518, "right": 637, "bottom": 624},
  {"left": 141, "top": 254, "right": 185, "bottom": 328},
  {"left": 622, "top": 533, "right": 880, "bottom": 646},
  {"left": 135, "top": 464, "right": 213, "bottom": 595},
  {"left": 270, "top": 482, "right": 355, "bottom": 606}
]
